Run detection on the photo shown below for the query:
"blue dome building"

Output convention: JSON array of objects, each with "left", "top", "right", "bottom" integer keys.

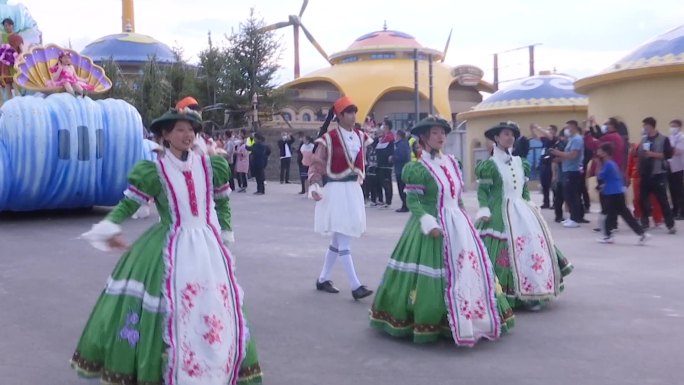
[
  {"left": 575, "top": 24, "right": 684, "bottom": 142},
  {"left": 459, "top": 73, "right": 588, "bottom": 185},
  {"left": 81, "top": 32, "right": 177, "bottom": 76}
]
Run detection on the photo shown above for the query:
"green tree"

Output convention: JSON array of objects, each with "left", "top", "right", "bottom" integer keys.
[
  {"left": 167, "top": 46, "right": 199, "bottom": 104},
  {"left": 136, "top": 55, "right": 169, "bottom": 127},
  {"left": 96, "top": 57, "right": 136, "bottom": 103}
]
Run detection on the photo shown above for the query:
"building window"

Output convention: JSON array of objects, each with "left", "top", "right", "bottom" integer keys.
[
  {"left": 302, "top": 113, "right": 312, "bottom": 122},
  {"left": 282, "top": 112, "right": 292, "bottom": 122},
  {"left": 371, "top": 52, "right": 396, "bottom": 60},
  {"left": 341, "top": 56, "right": 359, "bottom": 63}
]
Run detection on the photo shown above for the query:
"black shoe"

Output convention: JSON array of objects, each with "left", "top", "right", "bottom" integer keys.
[
  {"left": 395, "top": 207, "right": 409, "bottom": 213},
  {"left": 593, "top": 227, "right": 601, "bottom": 232},
  {"left": 254, "top": 192, "right": 264, "bottom": 195},
  {"left": 675, "top": 215, "right": 684, "bottom": 221},
  {"left": 540, "top": 205, "right": 550, "bottom": 209},
  {"left": 351, "top": 285, "right": 373, "bottom": 300},
  {"left": 298, "top": 191, "right": 306, "bottom": 194},
  {"left": 316, "top": 280, "right": 339, "bottom": 294},
  {"left": 578, "top": 219, "right": 590, "bottom": 224},
  {"left": 555, "top": 218, "right": 564, "bottom": 223}
]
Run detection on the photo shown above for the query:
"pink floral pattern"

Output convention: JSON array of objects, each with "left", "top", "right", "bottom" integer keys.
[
  {"left": 218, "top": 283, "right": 230, "bottom": 309},
  {"left": 521, "top": 276, "right": 534, "bottom": 293},
  {"left": 496, "top": 247, "right": 511, "bottom": 268},
  {"left": 531, "top": 253, "right": 545, "bottom": 272},
  {"left": 181, "top": 283, "right": 202, "bottom": 315},
  {"left": 181, "top": 341, "right": 204, "bottom": 378},
  {"left": 202, "top": 314, "right": 224, "bottom": 345},
  {"left": 537, "top": 234, "right": 547, "bottom": 251},
  {"left": 514, "top": 236, "right": 527, "bottom": 255}
]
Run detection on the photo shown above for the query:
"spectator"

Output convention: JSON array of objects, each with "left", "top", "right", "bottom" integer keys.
[
  {"left": 375, "top": 123, "right": 395, "bottom": 208},
  {"left": 667, "top": 119, "right": 684, "bottom": 220},
  {"left": 247, "top": 133, "right": 271, "bottom": 195},
  {"left": 235, "top": 132, "right": 250, "bottom": 193},
  {"left": 534, "top": 124, "right": 557, "bottom": 209},
  {"left": 299, "top": 136, "right": 315, "bottom": 195},
  {"left": 637, "top": 117, "right": 676, "bottom": 233},
  {"left": 550, "top": 120, "right": 586, "bottom": 227},
  {"left": 627, "top": 142, "right": 664, "bottom": 227},
  {"left": 278, "top": 131, "right": 295, "bottom": 184},
  {"left": 393, "top": 130, "right": 411, "bottom": 212}
]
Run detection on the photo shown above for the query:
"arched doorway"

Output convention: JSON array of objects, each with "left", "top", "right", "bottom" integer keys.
[{"left": 368, "top": 89, "right": 435, "bottom": 131}]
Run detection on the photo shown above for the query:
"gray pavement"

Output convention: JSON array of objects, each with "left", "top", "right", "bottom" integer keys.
[{"left": 1, "top": 183, "right": 683, "bottom": 385}]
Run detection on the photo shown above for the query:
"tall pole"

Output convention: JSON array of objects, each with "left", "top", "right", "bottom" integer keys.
[
  {"left": 428, "top": 54, "right": 434, "bottom": 115},
  {"left": 122, "top": 0, "right": 135, "bottom": 32},
  {"left": 293, "top": 25, "right": 301, "bottom": 79},
  {"left": 529, "top": 45, "right": 535, "bottom": 76},
  {"left": 413, "top": 49, "right": 419, "bottom": 124},
  {"left": 493, "top": 53, "right": 499, "bottom": 91}
]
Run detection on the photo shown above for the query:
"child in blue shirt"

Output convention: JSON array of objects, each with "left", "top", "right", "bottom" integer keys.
[{"left": 596, "top": 143, "right": 649, "bottom": 244}]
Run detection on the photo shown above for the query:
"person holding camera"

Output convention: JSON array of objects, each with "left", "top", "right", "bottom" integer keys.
[{"left": 550, "top": 120, "right": 586, "bottom": 228}]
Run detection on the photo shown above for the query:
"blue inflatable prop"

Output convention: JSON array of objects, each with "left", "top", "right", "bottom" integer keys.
[{"left": 0, "top": 93, "right": 147, "bottom": 212}]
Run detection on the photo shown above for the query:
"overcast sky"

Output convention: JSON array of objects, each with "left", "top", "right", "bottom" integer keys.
[{"left": 18, "top": 0, "right": 684, "bottom": 87}]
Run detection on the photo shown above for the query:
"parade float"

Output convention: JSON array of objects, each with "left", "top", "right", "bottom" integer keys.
[{"left": 0, "top": 1, "right": 149, "bottom": 212}]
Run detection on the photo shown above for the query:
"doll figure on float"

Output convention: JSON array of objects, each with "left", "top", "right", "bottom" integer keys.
[
  {"left": 48, "top": 51, "right": 95, "bottom": 97},
  {"left": 0, "top": 33, "right": 23, "bottom": 99}
]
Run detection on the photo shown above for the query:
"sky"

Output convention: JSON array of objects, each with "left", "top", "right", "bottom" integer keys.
[{"left": 15, "top": 0, "right": 684, "bottom": 88}]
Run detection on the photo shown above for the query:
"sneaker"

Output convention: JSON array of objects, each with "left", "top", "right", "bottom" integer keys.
[
  {"left": 578, "top": 219, "right": 590, "bottom": 224},
  {"left": 638, "top": 233, "right": 651, "bottom": 245},
  {"left": 597, "top": 236, "right": 614, "bottom": 244},
  {"left": 563, "top": 220, "right": 580, "bottom": 228},
  {"left": 555, "top": 218, "right": 565, "bottom": 223},
  {"left": 668, "top": 227, "right": 677, "bottom": 235}
]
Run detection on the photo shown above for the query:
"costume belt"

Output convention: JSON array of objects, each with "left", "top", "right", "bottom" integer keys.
[{"left": 323, "top": 174, "right": 358, "bottom": 185}]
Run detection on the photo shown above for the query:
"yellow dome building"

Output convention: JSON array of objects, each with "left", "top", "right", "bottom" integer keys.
[
  {"left": 275, "top": 28, "right": 493, "bottom": 130},
  {"left": 458, "top": 73, "right": 588, "bottom": 185},
  {"left": 575, "top": 25, "right": 684, "bottom": 140}
]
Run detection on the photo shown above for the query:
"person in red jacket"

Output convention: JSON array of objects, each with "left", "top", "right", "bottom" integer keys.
[{"left": 627, "top": 142, "right": 664, "bottom": 226}]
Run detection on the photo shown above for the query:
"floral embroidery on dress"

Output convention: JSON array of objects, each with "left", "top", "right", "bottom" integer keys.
[
  {"left": 537, "top": 234, "right": 547, "bottom": 251},
  {"left": 521, "top": 276, "right": 534, "bottom": 293},
  {"left": 218, "top": 283, "right": 230, "bottom": 309},
  {"left": 118, "top": 311, "right": 140, "bottom": 348},
  {"left": 514, "top": 236, "right": 527, "bottom": 255},
  {"left": 202, "top": 314, "right": 224, "bottom": 345},
  {"left": 181, "top": 341, "right": 204, "bottom": 378},
  {"left": 496, "top": 248, "right": 511, "bottom": 268},
  {"left": 531, "top": 253, "right": 545, "bottom": 273}
]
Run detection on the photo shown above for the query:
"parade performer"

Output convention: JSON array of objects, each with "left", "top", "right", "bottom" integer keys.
[
  {"left": 48, "top": 51, "right": 94, "bottom": 97},
  {"left": 72, "top": 107, "right": 262, "bottom": 385},
  {"left": 176, "top": 96, "right": 217, "bottom": 156},
  {"left": 475, "top": 121, "right": 573, "bottom": 310},
  {"left": 370, "top": 116, "right": 514, "bottom": 345},
  {"left": 309, "top": 96, "right": 374, "bottom": 300}
]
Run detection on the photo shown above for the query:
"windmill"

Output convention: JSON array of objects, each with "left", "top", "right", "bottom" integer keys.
[
  {"left": 441, "top": 28, "right": 453, "bottom": 63},
  {"left": 258, "top": 0, "right": 330, "bottom": 79}
]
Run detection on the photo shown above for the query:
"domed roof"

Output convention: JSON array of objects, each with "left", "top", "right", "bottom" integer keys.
[
  {"left": 347, "top": 30, "right": 423, "bottom": 51},
  {"left": 474, "top": 74, "right": 587, "bottom": 111},
  {"left": 329, "top": 28, "right": 442, "bottom": 63},
  {"left": 605, "top": 25, "right": 684, "bottom": 73},
  {"left": 81, "top": 33, "right": 177, "bottom": 64}
]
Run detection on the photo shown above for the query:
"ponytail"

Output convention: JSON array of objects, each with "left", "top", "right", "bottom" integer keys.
[{"left": 317, "top": 107, "right": 335, "bottom": 138}]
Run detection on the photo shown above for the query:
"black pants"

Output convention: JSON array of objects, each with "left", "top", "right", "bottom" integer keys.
[
  {"left": 599, "top": 193, "right": 618, "bottom": 230},
  {"left": 580, "top": 169, "right": 591, "bottom": 210},
  {"left": 562, "top": 171, "right": 584, "bottom": 222},
  {"left": 228, "top": 162, "right": 236, "bottom": 191},
  {"left": 396, "top": 170, "right": 407, "bottom": 209},
  {"left": 668, "top": 170, "right": 684, "bottom": 217},
  {"left": 540, "top": 164, "right": 552, "bottom": 207},
  {"left": 365, "top": 173, "right": 381, "bottom": 203},
  {"left": 377, "top": 167, "right": 393, "bottom": 205},
  {"left": 254, "top": 167, "right": 265, "bottom": 193},
  {"left": 299, "top": 165, "right": 309, "bottom": 193},
  {"left": 603, "top": 193, "right": 644, "bottom": 237},
  {"left": 639, "top": 174, "right": 674, "bottom": 228},
  {"left": 553, "top": 178, "right": 565, "bottom": 221},
  {"left": 280, "top": 157, "right": 291, "bottom": 183},
  {"left": 236, "top": 173, "right": 248, "bottom": 189}
]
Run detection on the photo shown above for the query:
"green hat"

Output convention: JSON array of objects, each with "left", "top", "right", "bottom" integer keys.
[
  {"left": 485, "top": 121, "right": 521, "bottom": 141},
  {"left": 410, "top": 115, "right": 452, "bottom": 136},
  {"left": 149, "top": 107, "right": 203, "bottom": 136}
]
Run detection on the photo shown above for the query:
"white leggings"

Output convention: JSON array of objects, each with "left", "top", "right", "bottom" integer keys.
[{"left": 318, "top": 232, "right": 362, "bottom": 290}]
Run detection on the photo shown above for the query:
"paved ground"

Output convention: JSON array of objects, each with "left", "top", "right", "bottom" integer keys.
[{"left": 1, "top": 183, "right": 683, "bottom": 385}]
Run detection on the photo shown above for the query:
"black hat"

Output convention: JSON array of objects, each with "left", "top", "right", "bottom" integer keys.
[
  {"left": 485, "top": 121, "right": 521, "bottom": 141},
  {"left": 410, "top": 116, "right": 452, "bottom": 136},
  {"left": 149, "top": 107, "right": 203, "bottom": 136}
]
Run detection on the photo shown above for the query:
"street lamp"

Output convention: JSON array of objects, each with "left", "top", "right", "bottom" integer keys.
[{"left": 252, "top": 93, "right": 259, "bottom": 131}]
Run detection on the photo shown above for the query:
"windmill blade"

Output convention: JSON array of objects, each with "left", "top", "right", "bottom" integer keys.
[
  {"left": 441, "top": 28, "right": 453, "bottom": 63},
  {"left": 299, "top": 23, "right": 330, "bottom": 63},
  {"left": 299, "top": 0, "right": 309, "bottom": 17},
  {"left": 257, "top": 20, "right": 293, "bottom": 33}
]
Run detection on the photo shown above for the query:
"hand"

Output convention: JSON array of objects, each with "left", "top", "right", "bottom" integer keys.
[
  {"left": 311, "top": 191, "right": 322, "bottom": 201},
  {"left": 107, "top": 235, "right": 129, "bottom": 251},
  {"left": 428, "top": 228, "right": 442, "bottom": 239}
]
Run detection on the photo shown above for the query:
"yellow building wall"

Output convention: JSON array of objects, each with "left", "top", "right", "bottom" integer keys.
[
  {"left": 585, "top": 76, "right": 684, "bottom": 140},
  {"left": 462, "top": 110, "right": 587, "bottom": 188}
]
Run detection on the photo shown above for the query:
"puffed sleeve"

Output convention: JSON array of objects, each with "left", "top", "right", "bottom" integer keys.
[
  {"left": 82, "top": 160, "right": 160, "bottom": 251},
  {"left": 307, "top": 137, "right": 328, "bottom": 199},
  {"left": 210, "top": 155, "right": 235, "bottom": 244},
  {"left": 403, "top": 162, "right": 439, "bottom": 235},
  {"left": 522, "top": 159, "right": 532, "bottom": 202},
  {"left": 475, "top": 160, "right": 494, "bottom": 221}
]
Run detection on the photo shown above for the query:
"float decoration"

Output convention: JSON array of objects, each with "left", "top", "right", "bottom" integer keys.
[
  {"left": 0, "top": 0, "right": 41, "bottom": 48},
  {"left": 13, "top": 44, "right": 112, "bottom": 95}
]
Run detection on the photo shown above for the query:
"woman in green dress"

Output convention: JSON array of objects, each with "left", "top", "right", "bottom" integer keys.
[
  {"left": 72, "top": 108, "right": 262, "bottom": 385},
  {"left": 475, "top": 121, "right": 573, "bottom": 310},
  {"left": 370, "top": 116, "right": 514, "bottom": 346}
]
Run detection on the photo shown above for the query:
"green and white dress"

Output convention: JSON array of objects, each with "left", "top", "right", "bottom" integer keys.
[
  {"left": 475, "top": 147, "right": 573, "bottom": 309},
  {"left": 72, "top": 152, "right": 262, "bottom": 385},
  {"left": 370, "top": 154, "right": 514, "bottom": 346}
]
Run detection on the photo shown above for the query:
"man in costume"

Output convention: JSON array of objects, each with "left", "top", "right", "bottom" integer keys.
[{"left": 309, "top": 96, "right": 374, "bottom": 300}]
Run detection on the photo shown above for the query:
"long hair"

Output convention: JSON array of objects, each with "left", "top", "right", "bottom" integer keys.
[{"left": 317, "top": 108, "right": 335, "bottom": 138}]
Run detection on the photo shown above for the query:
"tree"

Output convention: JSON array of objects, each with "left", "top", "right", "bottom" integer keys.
[
  {"left": 136, "top": 55, "right": 169, "bottom": 127},
  {"left": 96, "top": 57, "right": 136, "bottom": 104},
  {"left": 223, "top": 8, "right": 283, "bottom": 127},
  {"left": 167, "top": 46, "right": 199, "bottom": 104}
]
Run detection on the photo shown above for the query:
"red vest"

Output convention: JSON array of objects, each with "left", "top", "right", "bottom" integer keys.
[{"left": 317, "top": 127, "right": 369, "bottom": 180}]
